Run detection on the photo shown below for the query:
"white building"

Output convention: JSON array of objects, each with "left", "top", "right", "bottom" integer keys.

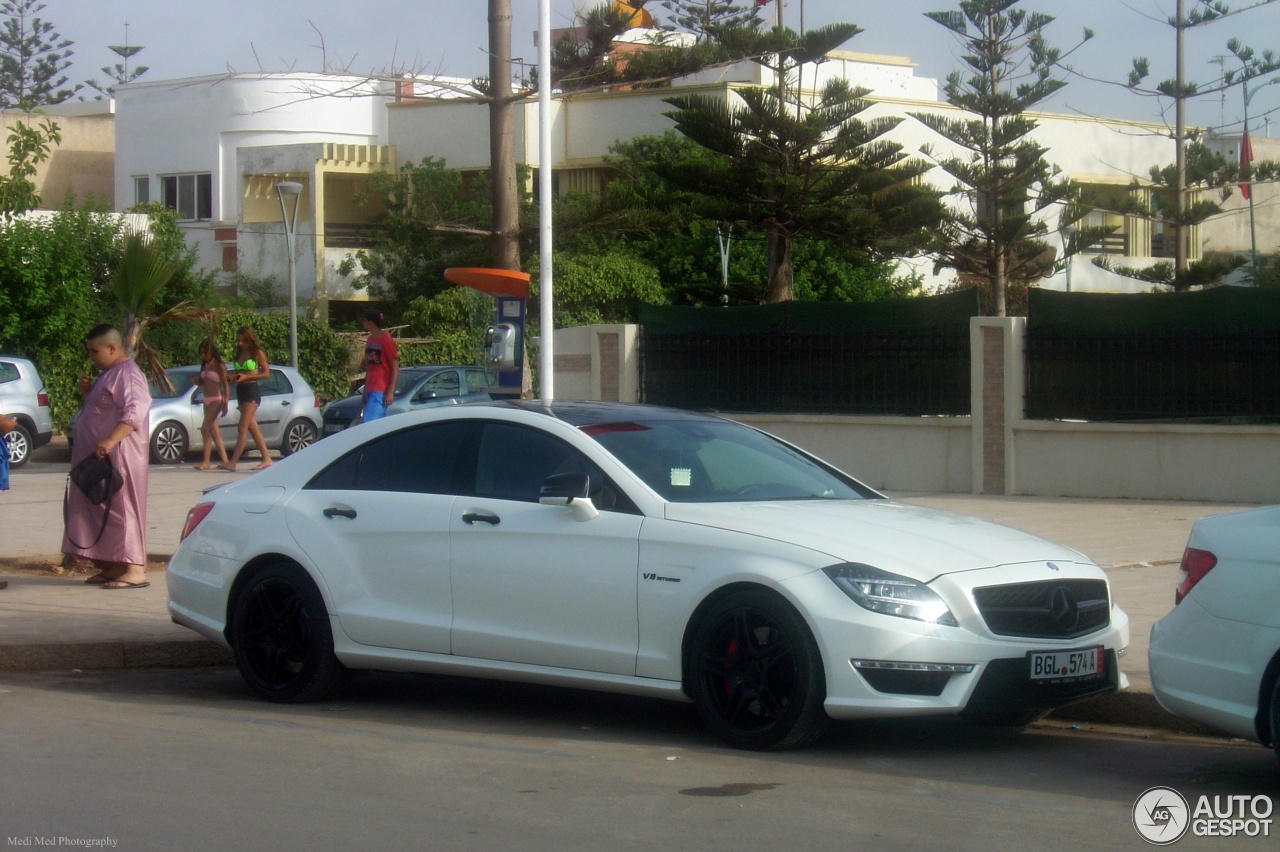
[
  {"left": 109, "top": 52, "right": 1256, "bottom": 310},
  {"left": 112, "top": 72, "right": 466, "bottom": 312}
]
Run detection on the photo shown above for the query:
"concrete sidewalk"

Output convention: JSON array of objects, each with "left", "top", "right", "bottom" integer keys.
[{"left": 0, "top": 450, "right": 1258, "bottom": 735}]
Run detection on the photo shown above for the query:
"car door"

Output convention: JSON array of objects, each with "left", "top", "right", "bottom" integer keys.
[
  {"left": 404, "top": 370, "right": 462, "bottom": 411},
  {"left": 462, "top": 368, "right": 497, "bottom": 402},
  {"left": 449, "top": 421, "right": 643, "bottom": 675},
  {"left": 283, "top": 420, "right": 476, "bottom": 653},
  {"left": 253, "top": 369, "right": 293, "bottom": 442}
]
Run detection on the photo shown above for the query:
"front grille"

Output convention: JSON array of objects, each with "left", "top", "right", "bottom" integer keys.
[{"left": 972, "top": 579, "right": 1110, "bottom": 639}]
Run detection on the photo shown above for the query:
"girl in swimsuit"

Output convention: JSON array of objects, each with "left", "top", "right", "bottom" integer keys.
[
  {"left": 193, "top": 339, "right": 231, "bottom": 470},
  {"left": 226, "top": 325, "right": 272, "bottom": 471}
]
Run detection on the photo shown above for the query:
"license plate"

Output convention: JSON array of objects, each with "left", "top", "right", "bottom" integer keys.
[
  {"left": 323, "top": 424, "right": 345, "bottom": 433},
  {"left": 1029, "top": 646, "right": 1103, "bottom": 682}
]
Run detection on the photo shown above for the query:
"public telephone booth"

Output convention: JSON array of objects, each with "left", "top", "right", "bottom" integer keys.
[{"left": 443, "top": 267, "right": 529, "bottom": 399}]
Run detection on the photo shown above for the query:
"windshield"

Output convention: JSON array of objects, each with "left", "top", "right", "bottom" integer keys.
[
  {"left": 583, "top": 419, "right": 876, "bottom": 503},
  {"left": 150, "top": 367, "right": 198, "bottom": 400},
  {"left": 395, "top": 370, "right": 432, "bottom": 395}
]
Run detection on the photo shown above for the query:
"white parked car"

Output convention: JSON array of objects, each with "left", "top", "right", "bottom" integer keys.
[
  {"left": 1150, "top": 505, "right": 1280, "bottom": 765},
  {"left": 70, "top": 364, "right": 322, "bottom": 464},
  {"left": 0, "top": 355, "right": 54, "bottom": 467},
  {"left": 168, "top": 402, "right": 1130, "bottom": 750}
]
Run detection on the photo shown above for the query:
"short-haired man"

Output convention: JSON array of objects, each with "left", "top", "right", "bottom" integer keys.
[
  {"left": 63, "top": 324, "right": 153, "bottom": 589},
  {"left": 361, "top": 308, "right": 399, "bottom": 423}
]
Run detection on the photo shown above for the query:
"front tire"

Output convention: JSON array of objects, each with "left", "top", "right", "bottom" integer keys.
[
  {"left": 4, "top": 423, "right": 32, "bottom": 467},
  {"left": 687, "top": 589, "right": 829, "bottom": 750},
  {"left": 279, "top": 418, "right": 317, "bottom": 457},
  {"left": 150, "top": 421, "right": 188, "bottom": 464},
  {"left": 229, "top": 562, "right": 348, "bottom": 703}
]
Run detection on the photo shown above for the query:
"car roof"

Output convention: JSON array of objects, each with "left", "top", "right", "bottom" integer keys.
[{"left": 473, "top": 399, "right": 725, "bottom": 428}]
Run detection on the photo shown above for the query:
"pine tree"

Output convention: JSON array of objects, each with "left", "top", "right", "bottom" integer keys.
[
  {"left": 656, "top": 0, "right": 764, "bottom": 41},
  {"left": 86, "top": 25, "right": 149, "bottom": 98},
  {"left": 909, "top": 0, "right": 1103, "bottom": 316},
  {"left": 659, "top": 25, "right": 941, "bottom": 302},
  {"left": 0, "top": 0, "right": 80, "bottom": 110}
]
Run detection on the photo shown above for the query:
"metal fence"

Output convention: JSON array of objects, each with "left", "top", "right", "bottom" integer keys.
[
  {"left": 639, "top": 294, "right": 976, "bottom": 415},
  {"left": 1025, "top": 288, "right": 1280, "bottom": 422}
]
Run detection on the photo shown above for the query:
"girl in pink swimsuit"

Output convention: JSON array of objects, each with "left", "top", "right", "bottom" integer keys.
[{"left": 193, "top": 339, "right": 232, "bottom": 470}]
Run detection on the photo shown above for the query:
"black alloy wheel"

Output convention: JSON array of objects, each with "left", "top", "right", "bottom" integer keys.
[
  {"left": 688, "top": 589, "right": 829, "bottom": 750},
  {"left": 150, "top": 421, "right": 188, "bottom": 464},
  {"left": 230, "top": 562, "right": 348, "bottom": 703},
  {"left": 280, "top": 418, "right": 317, "bottom": 457}
]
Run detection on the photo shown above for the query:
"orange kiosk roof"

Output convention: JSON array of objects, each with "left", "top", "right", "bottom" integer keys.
[{"left": 444, "top": 267, "right": 530, "bottom": 300}]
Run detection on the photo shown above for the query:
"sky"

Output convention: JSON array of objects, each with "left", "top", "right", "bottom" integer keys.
[{"left": 50, "top": 0, "right": 1280, "bottom": 136}]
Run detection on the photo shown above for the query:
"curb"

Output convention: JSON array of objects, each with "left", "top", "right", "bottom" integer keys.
[
  {"left": 0, "top": 640, "right": 233, "bottom": 672},
  {"left": 1048, "top": 690, "right": 1222, "bottom": 738},
  {"left": 0, "top": 636, "right": 1221, "bottom": 739}
]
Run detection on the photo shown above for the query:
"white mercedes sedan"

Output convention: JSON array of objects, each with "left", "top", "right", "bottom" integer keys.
[
  {"left": 1149, "top": 505, "right": 1280, "bottom": 765},
  {"left": 167, "top": 401, "right": 1129, "bottom": 750}
]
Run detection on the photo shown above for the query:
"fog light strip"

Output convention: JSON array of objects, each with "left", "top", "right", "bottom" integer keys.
[{"left": 852, "top": 660, "right": 975, "bottom": 673}]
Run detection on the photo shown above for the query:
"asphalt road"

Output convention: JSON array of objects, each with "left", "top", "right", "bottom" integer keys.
[{"left": 1, "top": 667, "right": 1276, "bottom": 851}]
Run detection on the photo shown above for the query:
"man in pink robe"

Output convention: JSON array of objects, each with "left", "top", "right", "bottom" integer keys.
[{"left": 63, "top": 325, "right": 153, "bottom": 589}]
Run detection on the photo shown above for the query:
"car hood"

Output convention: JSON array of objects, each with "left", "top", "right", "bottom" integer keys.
[
  {"left": 663, "top": 498, "right": 1090, "bottom": 581},
  {"left": 325, "top": 394, "right": 362, "bottom": 415}
]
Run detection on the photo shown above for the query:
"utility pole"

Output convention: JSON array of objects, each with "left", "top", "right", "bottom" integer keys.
[
  {"left": 488, "top": 0, "right": 520, "bottom": 271},
  {"left": 1174, "top": 0, "right": 1188, "bottom": 278}
]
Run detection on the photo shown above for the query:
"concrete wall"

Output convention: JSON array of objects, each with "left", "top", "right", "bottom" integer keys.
[
  {"left": 2, "top": 102, "right": 115, "bottom": 209},
  {"left": 548, "top": 324, "right": 641, "bottom": 403},
  {"left": 552, "top": 319, "right": 1280, "bottom": 504}
]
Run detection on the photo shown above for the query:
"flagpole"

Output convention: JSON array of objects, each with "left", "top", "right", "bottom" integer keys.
[{"left": 1242, "top": 78, "right": 1258, "bottom": 275}]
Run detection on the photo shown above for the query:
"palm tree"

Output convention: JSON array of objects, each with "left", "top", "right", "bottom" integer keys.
[{"left": 108, "top": 232, "right": 213, "bottom": 390}]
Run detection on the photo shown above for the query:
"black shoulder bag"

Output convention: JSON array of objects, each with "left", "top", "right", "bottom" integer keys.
[{"left": 65, "top": 454, "right": 125, "bottom": 549}]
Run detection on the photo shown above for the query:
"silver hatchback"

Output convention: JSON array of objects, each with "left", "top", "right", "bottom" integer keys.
[
  {"left": 70, "top": 364, "right": 323, "bottom": 464},
  {"left": 0, "top": 355, "right": 54, "bottom": 468}
]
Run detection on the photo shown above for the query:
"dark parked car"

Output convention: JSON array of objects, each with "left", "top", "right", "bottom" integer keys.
[{"left": 321, "top": 365, "right": 496, "bottom": 435}]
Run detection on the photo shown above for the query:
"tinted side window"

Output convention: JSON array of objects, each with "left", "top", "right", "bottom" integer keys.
[
  {"left": 465, "top": 369, "right": 494, "bottom": 393},
  {"left": 306, "top": 422, "right": 474, "bottom": 494},
  {"left": 471, "top": 422, "right": 638, "bottom": 514},
  {"left": 422, "top": 371, "right": 460, "bottom": 396},
  {"left": 0, "top": 362, "right": 18, "bottom": 384}
]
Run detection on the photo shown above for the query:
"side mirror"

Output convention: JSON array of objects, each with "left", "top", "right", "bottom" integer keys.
[{"left": 539, "top": 471, "right": 598, "bottom": 521}]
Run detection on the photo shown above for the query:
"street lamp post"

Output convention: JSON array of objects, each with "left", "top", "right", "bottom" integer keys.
[{"left": 275, "top": 180, "right": 303, "bottom": 368}]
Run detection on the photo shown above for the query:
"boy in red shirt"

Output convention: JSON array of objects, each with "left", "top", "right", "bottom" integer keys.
[{"left": 361, "top": 308, "right": 399, "bottom": 423}]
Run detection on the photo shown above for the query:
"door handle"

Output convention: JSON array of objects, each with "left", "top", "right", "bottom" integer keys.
[
  {"left": 461, "top": 511, "right": 500, "bottom": 526},
  {"left": 323, "top": 507, "right": 357, "bottom": 519}
]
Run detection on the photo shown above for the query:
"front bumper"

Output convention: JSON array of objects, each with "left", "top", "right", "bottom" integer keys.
[{"left": 780, "top": 567, "right": 1131, "bottom": 721}]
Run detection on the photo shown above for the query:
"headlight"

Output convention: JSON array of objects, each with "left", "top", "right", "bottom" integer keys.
[{"left": 823, "top": 563, "right": 957, "bottom": 626}]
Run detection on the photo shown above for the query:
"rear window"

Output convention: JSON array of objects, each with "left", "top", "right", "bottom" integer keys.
[{"left": 0, "top": 362, "right": 19, "bottom": 383}]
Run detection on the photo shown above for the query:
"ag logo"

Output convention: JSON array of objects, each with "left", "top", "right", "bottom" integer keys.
[{"left": 1133, "top": 786, "right": 1190, "bottom": 844}]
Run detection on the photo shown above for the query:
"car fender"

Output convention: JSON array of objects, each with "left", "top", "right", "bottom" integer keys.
[{"left": 634, "top": 517, "right": 834, "bottom": 681}]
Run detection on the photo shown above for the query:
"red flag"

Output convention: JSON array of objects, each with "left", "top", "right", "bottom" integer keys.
[
  {"left": 757, "top": 0, "right": 770, "bottom": 6},
  {"left": 1240, "top": 130, "right": 1254, "bottom": 201}
]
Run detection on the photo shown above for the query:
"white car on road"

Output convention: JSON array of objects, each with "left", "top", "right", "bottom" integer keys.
[
  {"left": 167, "top": 401, "right": 1130, "bottom": 750},
  {"left": 1150, "top": 505, "right": 1280, "bottom": 765}
]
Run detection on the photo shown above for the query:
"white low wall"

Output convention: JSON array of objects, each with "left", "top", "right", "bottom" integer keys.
[
  {"left": 730, "top": 414, "right": 972, "bottom": 493},
  {"left": 1012, "top": 420, "right": 1280, "bottom": 504}
]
